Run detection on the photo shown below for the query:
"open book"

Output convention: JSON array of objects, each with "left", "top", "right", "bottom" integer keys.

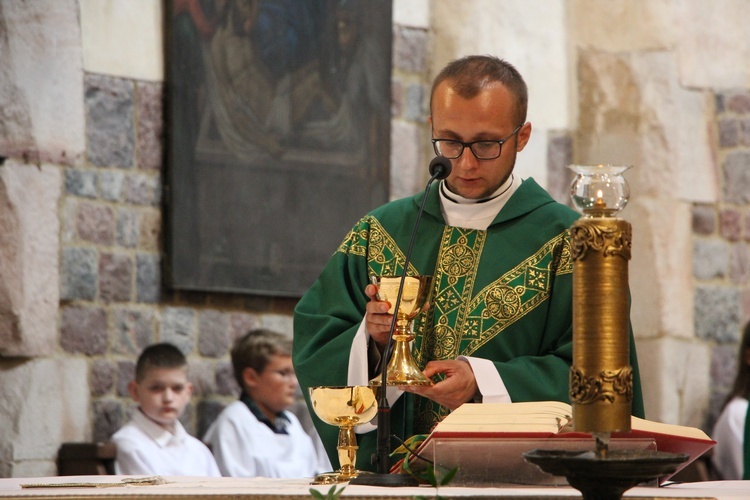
[{"left": 397, "top": 401, "right": 715, "bottom": 485}]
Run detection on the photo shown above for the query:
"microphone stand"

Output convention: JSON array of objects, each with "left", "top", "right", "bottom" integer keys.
[{"left": 349, "top": 157, "right": 452, "bottom": 487}]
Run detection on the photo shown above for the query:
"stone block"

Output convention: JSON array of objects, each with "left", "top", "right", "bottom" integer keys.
[
  {"left": 723, "top": 151, "right": 750, "bottom": 204},
  {"left": 138, "top": 209, "right": 161, "bottom": 251},
  {"left": 85, "top": 73, "right": 134, "bottom": 168},
  {"left": 116, "top": 361, "right": 135, "bottom": 397},
  {"left": 79, "top": 0, "right": 164, "bottom": 81},
  {"left": 404, "top": 83, "right": 425, "bottom": 122},
  {"left": 389, "top": 119, "right": 423, "bottom": 200},
  {"left": 99, "top": 170, "right": 124, "bottom": 201},
  {"left": 726, "top": 92, "right": 750, "bottom": 114},
  {"left": 257, "top": 314, "right": 294, "bottom": 337},
  {"left": 692, "top": 205, "right": 716, "bottom": 235},
  {"left": 90, "top": 359, "right": 115, "bottom": 397},
  {"left": 546, "top": 132, "right": 574, "bottom": 205},
  {"left": 92, "top": 399, "right": 123, "bottom": 442},
  {"left": 692, "top": 238, "right": 728, "bottom": 281},
  {"left": 136, "top": 252, "right": 161, "bottom": 303},
  {"left": 741, "top": 119, "right": 750, "bottom": 147},
  {"left": 198, "top": 310, "right": 230, "bottom": 358},
  {"left": 636, "top": 337, "right": 710, "bottom": 428},
  {"left": 99, "top": 252, "right": 133, "bottom": 303},
  {"left": 0, "top": 358, "right": 88, "bottom": 475},
  {"left": 229, "top": 312, "right": 258, "bottom": 343},
  {"left": 694, "top": 286, "right": 740, "bottom": 343},
  {"left": 718, "top": 118, "right": 739, "bottom": 148},
  {"left": 60, "top": 305, "right": 108, "bottom": 355},
  {"left": 0, "top": 0, "right": 85, "bottom": 165},
  {"left": 628, "top": 198, "right": 694, "bottom": 339},
  {"left": 677, "top": 1, "right": 750, "bottom": 88},
  {"left": 393, "top": 0, "right": 429, "bottom": 29},
  {"left": 60, "top": 247, "right": 97, "bottom": 301},
  {"left": 391, "top": 80, "right": 404, "bottom": 118},
  {"left": 136, "top": 81, "right": 164, "bottom": 171},
  {"left": 76, "top": 201, "right": 115, "bottom": 246},
  {"left": 125, "top": 171, "right": 161, "bottom": 206},
  {"left": 711, "top": 344, "right": 737, "bottom": 390},
  {"left": 116, "top": 208, "right": 140, "bottom": 248},
  {"left": 160, "top": 307, "right": 196, "bottom": 354},
  {"left": 0, "top": 162, "right": 61, "bottom": 356},
  {"left": 112, "top": 307, "right": 155, "bottom": 356},
  {"left": 215, "top": 360, "right": 239, "bottom": 397},
  {"left": 187, "top": 358, "right": 217, "bottom": 397},
  {"left": 571, "top": 0, "right": 676, "bottom": 52},
  {"left": 577, "top": 50, "right": 717, "bottom": 204},
  {"left": 730, "top": 243, "right": 750, "bottom": 285},
  {"left": 64, "top": 168, "right": 97, "bottom": 198},
  {"left": 393, "top": 26, "right": 428, "bottom": 73}
]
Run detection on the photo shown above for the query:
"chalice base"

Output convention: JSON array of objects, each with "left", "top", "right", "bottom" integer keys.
[
  {"left": 311, "top": 469, "right": 371, "bottom": 485},
  {"left": 523, "top": 449, "right": 688, "bottom": 500},
  {"left": 370, "top": 334, "right": 432, "bottom": 387}
]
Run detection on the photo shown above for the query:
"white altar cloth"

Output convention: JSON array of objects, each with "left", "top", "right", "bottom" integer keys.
[{"left": 0, "top": 475, "right": 747, "bottom": 499}]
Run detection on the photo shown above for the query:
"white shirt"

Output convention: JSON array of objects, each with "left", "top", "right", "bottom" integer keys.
[
  {"left": 112, "top": 409, "right": 221, "bottom": 476},
  {"left": 203, "top": 400, "right": 322, "bottom": 478},
  {"left": 711, "top": 396, "right": 748, "bottom": 480}
]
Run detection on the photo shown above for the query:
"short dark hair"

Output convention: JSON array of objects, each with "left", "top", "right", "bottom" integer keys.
[
  {"left": 135, "top": 343, "right": 187, "bottom": 382},
  {"left": 430, "top": 54, "right": 528, "bottom": 125},
  {"left": 231, "top": 329, "right": 292, "bottom": 389}
]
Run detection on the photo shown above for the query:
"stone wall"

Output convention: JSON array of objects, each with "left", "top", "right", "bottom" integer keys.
[
  {"left": 0, "top": 0, "right": 749, "bottom": 478},
  {"left": 696, "top": 91, "right": 750, "bottom": 427}
]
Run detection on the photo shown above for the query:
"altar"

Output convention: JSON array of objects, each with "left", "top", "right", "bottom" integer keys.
[{"left": 0, "top": 475, "right": 747, "bottom": 500}]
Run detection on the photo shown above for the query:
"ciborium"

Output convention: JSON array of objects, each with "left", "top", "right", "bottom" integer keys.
[
  {"left": 309, "top": 386, "right": 378, "bottom": 484},
  {"left": 369, "top": 275, "right": 433, "bottom": 387}
]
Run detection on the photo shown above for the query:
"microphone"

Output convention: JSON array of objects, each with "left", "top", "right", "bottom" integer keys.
[
  {"left": 429, "top": 155, "right": 452, "bottom": 180},
  {"left": 350, "top": 156, "right": 451, "bottom": 487}
]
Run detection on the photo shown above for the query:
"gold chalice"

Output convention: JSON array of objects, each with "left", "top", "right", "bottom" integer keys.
[
  {"left": 369, "top": 275, "right": 433, "bottom": 387},
  {"left": 309, "top": 386, "right": 378, "bottom": 484}
]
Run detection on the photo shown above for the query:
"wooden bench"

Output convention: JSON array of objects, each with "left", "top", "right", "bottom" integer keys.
[{"left": 57, "top": 442, "right": 116, "bottom": 475}]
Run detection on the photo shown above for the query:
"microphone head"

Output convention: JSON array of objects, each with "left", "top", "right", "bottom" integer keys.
[{"left": 429, "top": 156, "right": 452, "bottom": 180}]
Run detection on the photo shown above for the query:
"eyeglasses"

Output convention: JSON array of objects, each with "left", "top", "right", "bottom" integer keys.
[{"left": 432, "top": 123, "right": 524, "bottom": 160}]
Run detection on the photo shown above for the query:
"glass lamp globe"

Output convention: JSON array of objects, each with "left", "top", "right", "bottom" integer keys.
[{"left": 568, "top": 165, "right": 631, "bottom": 217}]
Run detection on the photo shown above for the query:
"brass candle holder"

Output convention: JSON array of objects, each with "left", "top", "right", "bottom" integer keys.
[{"left": 524, "top": 165, "right": 687, "bottom": 500}]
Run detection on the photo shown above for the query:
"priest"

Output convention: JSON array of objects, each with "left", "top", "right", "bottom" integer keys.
[{"left": 293, "top": 54, "right": 645, "bottom": 472}]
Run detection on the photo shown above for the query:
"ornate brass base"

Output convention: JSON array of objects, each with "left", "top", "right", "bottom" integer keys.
[{"left": 523, "top": 449, "right": 688, "bottom": 500}]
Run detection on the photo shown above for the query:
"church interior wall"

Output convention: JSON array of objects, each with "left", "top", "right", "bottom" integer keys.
[{"left": 0, "top": 0, "right": 748, "bottom": 477}]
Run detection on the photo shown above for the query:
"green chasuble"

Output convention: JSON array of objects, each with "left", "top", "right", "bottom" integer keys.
[{"left": 293, "top": 178, "right": 645, "bottom": 472}]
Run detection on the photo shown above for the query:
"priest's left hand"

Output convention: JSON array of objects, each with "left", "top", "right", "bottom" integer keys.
[{"left": 400, "top": 359, "right": 478, "bottom": 410}]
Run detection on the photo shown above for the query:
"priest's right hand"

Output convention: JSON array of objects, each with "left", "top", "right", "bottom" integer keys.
[{"left": 364, "top": 284, "right": 393, "bottom": 348}]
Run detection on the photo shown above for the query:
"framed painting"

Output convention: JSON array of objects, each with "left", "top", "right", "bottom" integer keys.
[{"left": 165, "top": 0, "right": 393, "bottom": 296}]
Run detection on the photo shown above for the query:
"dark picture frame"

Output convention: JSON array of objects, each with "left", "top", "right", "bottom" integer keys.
[{"left": 165, "top": 0, "right": 393, "bottom": 296}]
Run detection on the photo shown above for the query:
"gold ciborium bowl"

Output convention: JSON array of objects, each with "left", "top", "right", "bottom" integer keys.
[
  {"left": 309, "top": 386, "right": 378, "bottom": 484},
  {"left": 369, "top": 275, "right": 433, "bottom": 386}
]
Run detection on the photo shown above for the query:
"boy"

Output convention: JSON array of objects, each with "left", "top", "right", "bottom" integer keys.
[
  {"left": 203, "top": 328, "right": 330, "bottom": 478},
  {"left": 112, "top": 343, "right": 221, "bottom": 476}
]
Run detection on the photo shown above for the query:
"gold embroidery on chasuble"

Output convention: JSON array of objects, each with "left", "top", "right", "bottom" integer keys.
[
  {"left": 412, "top": 227, "right": 573, "bottom": 433},
  {"left": 338, "top": 215, "right": 420, "bottom": 280}
]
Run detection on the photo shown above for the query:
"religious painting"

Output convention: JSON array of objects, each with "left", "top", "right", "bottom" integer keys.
[{"left": 165, "top": 0, "right": 392, "bottom": 296}]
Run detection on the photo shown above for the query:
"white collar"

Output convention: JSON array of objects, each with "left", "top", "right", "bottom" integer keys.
[
  {"left": 132, "top": 408, "right": 187, "bottom": 448},
  {"left": 439, "top": 175, "right": 521, "bottom": 230}
]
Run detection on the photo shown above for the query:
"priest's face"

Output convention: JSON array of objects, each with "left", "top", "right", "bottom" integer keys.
[{"left": 430, "top": 80, "right": 531, "bottom": 200}]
